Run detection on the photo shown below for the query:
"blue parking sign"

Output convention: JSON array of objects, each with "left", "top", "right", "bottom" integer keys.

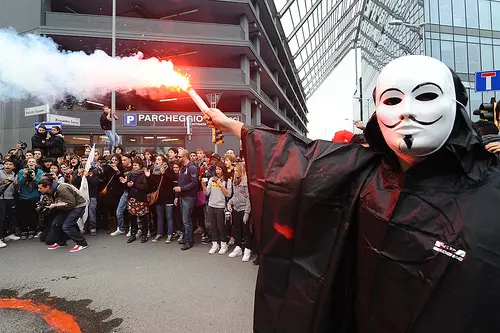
[
  {"left": 124, "top": 114, "right": 137, "bottom": 126},
  {"left": 34, "top": 122, "right": 63, "bottom": 132}
]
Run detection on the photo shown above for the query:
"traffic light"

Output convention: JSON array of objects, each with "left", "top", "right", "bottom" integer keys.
[
  {"left": 211, "top": 128, "right": 224, "bottom": 145},
  {"left": 473, "top": 97, "right": 497, "bottom": 123},
  {"left": 215, "top": 129, "right": 224, "bottom": 145}
]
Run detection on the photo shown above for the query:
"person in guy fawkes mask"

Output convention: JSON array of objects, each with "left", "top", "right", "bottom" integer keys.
[{"left": 205, "top": 55, "right": 500, "bottom": 333}]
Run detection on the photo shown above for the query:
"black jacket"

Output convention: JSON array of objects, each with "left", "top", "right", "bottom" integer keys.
[
  {"left": 72, "top": 166, "right": 102, "bottom": 198},
  {"left": 148, "top": 169, "right": 176, "bottom": 205},
  {"left": 100, "top": 113, "right": 112, "bottom": 131},
  {"left": 247, "top": 72, "right": 500, "bottom": 333},
  {"left": 46, "top": 134, "right": 65, "bottom": 158},
  {"left": 31, "top": 133, "right": 47, "bottom": 156},
  {"left": 126, "top": 171, "right": 148, "bottom": 202}
]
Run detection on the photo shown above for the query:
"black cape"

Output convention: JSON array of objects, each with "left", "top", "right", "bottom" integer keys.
[{"left": 245, "top": 73, "right": 500, "bottom": 333}]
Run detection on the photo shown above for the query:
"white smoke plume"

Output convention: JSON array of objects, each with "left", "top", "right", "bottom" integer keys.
[{"left": 0, "top": 28, "right": 190, "bottom": 104}]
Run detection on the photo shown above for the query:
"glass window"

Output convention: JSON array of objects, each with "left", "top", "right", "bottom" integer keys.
[
  {"left": 454, "top": 34, "right": 467, "bottom": 42},
  {"left": 466, "top": 0, "right": 479, "bottom": 28},
  {"left": 469, "top": 90, "right": 483, "bottom": 120},
  {"left": 425, "top": 39, "right": 431, "bottom": 56},
  {"left": 424, "top": 0, "right": 431, "bottom": 22},
  {"left": 468, "top": 43, "right": 481, "bottom": 73},
  {"left": 441, "top": 41, "right": 454, "bottom": 68},
  {"left": 439, "top": 0, "right": 453, "bottom": 25},
  {"left": 493, "top": 2, "right": 500, "bottom": 31},
  {"left": 454, "top": 42, "right": 468, "bottom": 73},
  {"left": 452, "top": 0, "right": 466, "bottom": 27},
  {"left": 478, "top": 0, "right": 491, "bottom": 30},
  {"left": 432, "top": 39, "right": 441, "bottom": 59},
  {"left": 494, "top": 46, "right": 500, "bottom": 69},
  {"left": 64, "top": 135, "right": 92, "bottom": 145},
  {"left": 441, "top": 33, "right": 454, "bottom": 41},
  {"left": 480, "top": 37, "right": 493, "bottom": 45},
  {"left": 481, "top": 44, "right": 493, "bottom": 70},
  {"left": 429, "top": 0, "right": 439, "bottom": 24}
]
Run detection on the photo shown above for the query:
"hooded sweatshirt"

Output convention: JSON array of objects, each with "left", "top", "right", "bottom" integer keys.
[
  {"left": 228, "top": 177, "right": 250, "bottom": 219},
  {"left": 205, "top": 177, "right": 232, "bottom": 209},
  {"left": 245, "top": 69, "right": 500, "bottom": 333}
]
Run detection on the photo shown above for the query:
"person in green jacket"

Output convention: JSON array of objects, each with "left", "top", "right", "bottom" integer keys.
[{"left": 17, "top": 157, "right": 43, "bottom": 239}]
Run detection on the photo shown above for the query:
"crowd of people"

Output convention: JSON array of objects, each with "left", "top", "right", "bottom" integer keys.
[{"left": 0, "top": 126, "right": 255, "bottom": 262}]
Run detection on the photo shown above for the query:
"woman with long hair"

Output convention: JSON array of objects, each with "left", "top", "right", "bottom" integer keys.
[
  {"left": 145, "top": 154, "right": 170, "bottom": 242},
  {"left": 99, "top": 154, "right": 122, "bottom": 232},
  {"left": 125, "top": 158, "right": 149, "bottom": 243},
  {"left": 17, "top": 157, "right": 44, "bottom": 239},
  {"left": 203, "top": 161, "right": 232, "bottom": 255},
  {"left": 227, "top": 163, "right": 252, "bottom": 261}
]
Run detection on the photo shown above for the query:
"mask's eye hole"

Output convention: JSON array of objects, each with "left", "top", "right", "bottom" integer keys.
[
  {"left": 416, "top": 92, "right": 438, "bottom": 101},
  {"left": 383, "top": 97, "right": 402, "bottom": 106}
]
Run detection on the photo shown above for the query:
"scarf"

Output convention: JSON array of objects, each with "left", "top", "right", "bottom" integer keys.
[
  {"left": 130, "top": 169, "right": 144, "bottom": 177},
  {"left": 152, "top": 164, "right": 168, "bottom": 175}
]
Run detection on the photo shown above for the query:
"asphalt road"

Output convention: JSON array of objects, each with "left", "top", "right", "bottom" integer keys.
[{"left": 0, "top": 233, "right": 258, "bottom": 333}]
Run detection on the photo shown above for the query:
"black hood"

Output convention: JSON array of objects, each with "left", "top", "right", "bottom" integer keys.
[{"left": 364, "top": 69, "right": 496, "bottom": 180}]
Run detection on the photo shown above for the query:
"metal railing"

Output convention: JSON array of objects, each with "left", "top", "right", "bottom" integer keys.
[
  {"left": 45, "top": 12, "right": 245, "bottom": 40},
  {"left": 177, "top": 67, "right": 245, "bottom": 85},
  {"left": 250, "top": 79, "right": 257, "bottom": 91}
]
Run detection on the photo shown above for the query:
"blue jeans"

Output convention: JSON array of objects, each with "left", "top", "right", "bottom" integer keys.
[
  {"left": 156, "top": 204, "right": 174, "bottom": 236},
  {"left": 180, "top": 196, "right": 196, "bottom": 243},
  {"left": 88, "top": 197, "right": 97, "bottom": 230},
  {"left": 116, "top": 192, "right": 128, "bottom": 231},
  {"left": 52, "top": 207, "right": 87, "bottom": 246},
  {"left": 105, "top": 130, "right": 121, "bottom": 151}
]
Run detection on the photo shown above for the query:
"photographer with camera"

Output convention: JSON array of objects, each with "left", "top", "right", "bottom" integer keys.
[
  {"left": 17, "top": 157, "right": 44, "bottom": 239},
  {"left": 0, "top": 159, "right": 20, "bottom": 248},
  {"left": 38, "top": 178, "right": 89, "bottom": 253}
]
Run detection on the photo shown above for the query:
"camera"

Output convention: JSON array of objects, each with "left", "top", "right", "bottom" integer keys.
[
  {"left": 27, "top": 169, "right": 35, "bottom": 178},
  {"left": 35, "top": 201, "right": 47, "bottom": 214},
  {"left": 18, "top": 141, "right": 27, "bottom": 150}
]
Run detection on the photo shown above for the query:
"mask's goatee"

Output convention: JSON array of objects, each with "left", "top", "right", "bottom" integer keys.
[{"left": 403, "top": 135, "right": 414, "bottom": 149}]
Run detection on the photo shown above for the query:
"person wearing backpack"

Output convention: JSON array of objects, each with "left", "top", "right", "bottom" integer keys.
[
  {"left": 37, "top": 178, "right": 89, "bottom": 253},
  {"left": 202, "top": 161, "right": 232, "bottom": 255}
]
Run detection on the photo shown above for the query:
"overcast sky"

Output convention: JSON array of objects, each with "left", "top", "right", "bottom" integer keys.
[{"left": 306, "top": 50, "right": 358, "bottom": 140}]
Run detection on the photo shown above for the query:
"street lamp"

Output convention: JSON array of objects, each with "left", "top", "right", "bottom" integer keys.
[
  {"left": 111, "top": 0, "right": 117, "bottom": 135},
  {"left": 387, "top": 19, "right": 429, "bottom": 55}
]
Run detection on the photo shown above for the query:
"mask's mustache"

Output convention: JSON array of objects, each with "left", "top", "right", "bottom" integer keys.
[{"left": 382, "top": 115, "right": 443, "bottom": 128}]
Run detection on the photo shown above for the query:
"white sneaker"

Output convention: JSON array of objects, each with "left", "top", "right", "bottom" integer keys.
[
  {"left": 208, "top": 242, "right": 220, "bottom": 254},
  {"left": 110, "top": 229, "right": 125, "bottom": 236},
  {"left": 147, "top": 231, "right": 151, "bottom": 238},
  {"left": 218, "top": 242, "right": 229, "bottom": 255},
  {"left": 228, "top": 246, "right": 243, "bottom": 258},
  {"left": 242, "top": 248, "right": 252, "bottom": 262},
  {"left": 34, "top": 231, "right": 42, "bottom": 238},
  {"left": 4, "top": 234, "right": 20, "bottom": 241},
  {"left": 228, "top": 237, "right": 235, "bottom": 246},
  {"left": 151, "top": 235, "right": 162, "bottom": 243},
  {"left": 0, "top": 240, "right": 6, "bottom": 248},
  {"left": 177, "top": 234, "right": 184, "bottom": 243},
  {"left": 165, "top": 235, "right": 173, "bottom": 244},
  {"left": 136, "top": 229, "right": 142, "bottom": 237}
]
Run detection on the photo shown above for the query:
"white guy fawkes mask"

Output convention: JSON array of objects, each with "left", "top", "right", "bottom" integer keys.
[{"left": 375, "top": 55, "right": 457, "bottom": 158}]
